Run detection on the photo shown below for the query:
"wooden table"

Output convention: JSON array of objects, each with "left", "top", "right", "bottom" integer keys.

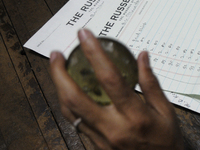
[{"left": 0, "top": 0, "right": 199, "bottom": 149}]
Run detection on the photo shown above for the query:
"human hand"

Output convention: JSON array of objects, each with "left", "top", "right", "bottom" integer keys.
[{"left": 50, "top": 29, "right": 184, "bottom": 150}]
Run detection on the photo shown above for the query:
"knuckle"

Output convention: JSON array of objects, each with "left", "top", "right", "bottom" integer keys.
[
  {"left": 64, "top": 97, "right": 76, "bottom": 108},
  {"left": 83, "top": 40, "right": 101, "bottom": 57},
  {"left": 59, "top": 89, "right": 80, "bottom": 108},
  {"left": 65, "top": 96, "right": 79, "bottom": 108},
  {"left": 133, "top": 115, "right": 152, "bottom": 134},
  {"left": 145, "top": 75, "right": 160, "bottom": 90},
  {"left": 108, "top": 133, "right": 124, "bottom": 147},
  {"left": 146, "top": 74, "right": 157, "bottom": 84},
  {"left": 100, "top": 71, "right": 121, "bottom": 87},
  {"left": 106, "top": 123, "right": 129, "bottom": 147},
  {"left": 83, "top": 46, "right": 95, "bottom": 57},
  {"left": 106, "top": 117, "right": 152, "bottom": 147}
]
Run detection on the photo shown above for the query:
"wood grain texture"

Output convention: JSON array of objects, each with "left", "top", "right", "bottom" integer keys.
[
  {"left": 175, "top": 107, "right": 200, "bottom": 150},
  {"left": 1, "top": 0, "right": 86, "bottom": 149},
  {"left": 45, "top": 0, "right": 69, "bottom": 14},
  {"left": 0, "top": 30, "right": 49, "bottom": 149},
  {"left": 0, "top": 1, "right": 68, "bottom": 149},
  {"left": 0, "top": 130, "right": 7, "bottom": 150}
]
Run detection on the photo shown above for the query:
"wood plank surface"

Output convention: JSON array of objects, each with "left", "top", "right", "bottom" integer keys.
[
  {"left": 45, "top": 0, "right": 68, "bottom": 14},
  {"left": 0, "top": 0, "right": 199, "bottom": 150},
  {"left": 0, "top": 0, "right": 92, "bottom": 149},
  {"left": 175, "top": 107, "right": 200, "bottom": 150},
  {"left": 0, "top": 1, "right": 68, "bottom": 149},
  {"left": 0, "top": 29, "right": 49, "bottom": 149},
  {"left": 0, "top": 130, "right": 7, "bottom": 150}
]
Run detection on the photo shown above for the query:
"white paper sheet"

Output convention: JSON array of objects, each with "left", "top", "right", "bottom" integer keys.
[
  {"left": 24, "top": 0, "right": 107, "bottom": 58},
  {"left": 165, "top": 92, "right": 200, "bottom": 113},
  {"left": 84, "top": 0, "right": 200, "bottom": 95},
  {"left": 24, "top": 0, "right": 200, "bottom": 113}
]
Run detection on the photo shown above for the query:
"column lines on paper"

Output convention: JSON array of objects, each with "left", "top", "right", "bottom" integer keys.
[
  {"left": 158, "top": 0, "right": 196, "bottom": 86},
  {"left": 173, "top": 12, "right": 200, "bottom": 93},
  {"left": 189, "top": 41, "right": 200, "bottom": 104},
  {"left": 152, "top": 0, "right": 189, "bottom": 75},
  {"left": 143, "top": 0, "right": 176, "bottom": 54},
  {"left": 163, "top": 0, "right": 199, "bottom": 92},
  {"left": 131, "top": 0, "right": 168, "bottom": 57},
  {"left": 149, "top": 0, "right": 184, "bottom": 68}
]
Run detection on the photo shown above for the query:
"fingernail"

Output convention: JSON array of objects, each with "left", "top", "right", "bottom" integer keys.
[
  {"left": 78, "top": 29, "right": 90, "bottom": 42},
  {"left": 50, "top": 51, "right": 59, "bottom": 63}
]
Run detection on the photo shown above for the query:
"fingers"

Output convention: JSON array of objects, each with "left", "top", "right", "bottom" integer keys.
[
  {"left": 78, "top": 29, "right": 143, "bottom": 110},
  {"left": 137, "top": 51, "right": 174, "bottom": 115},
  {"left": 50, "top": 51, "right": 106, "bottom": 127},
  {"left": 61, "top": 106, "right": 111, "bottom": 150}
]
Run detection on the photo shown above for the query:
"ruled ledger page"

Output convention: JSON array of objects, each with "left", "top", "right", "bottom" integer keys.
[
  {"left": 86, "top": 0, "right": 200, "bottom": 95},
  {"left": 84, "top": 0, "right": 200, "bottom": 112},
  {"left": 24, "top": 0, "right": 108, "bottom": 57},
  {"left": 24, "top": 0, "right": 200, "bottom": 113}
]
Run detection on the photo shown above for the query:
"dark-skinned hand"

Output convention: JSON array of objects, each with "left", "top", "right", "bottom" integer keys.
[{"left": 50, "top": 29, "right": 184, "bottom": 150}]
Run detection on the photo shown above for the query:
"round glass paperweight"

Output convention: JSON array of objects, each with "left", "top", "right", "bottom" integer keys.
[{"left": 66, "top": 37, "right": 138, "bottom": 105}]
